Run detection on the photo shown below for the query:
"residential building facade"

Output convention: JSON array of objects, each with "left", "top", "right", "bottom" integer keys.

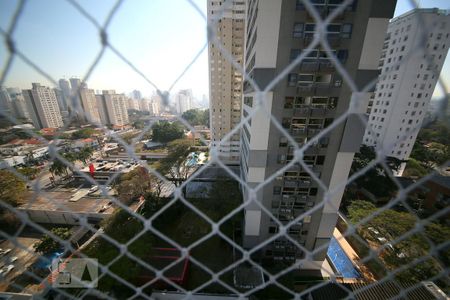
[
  {"left": 22, "top": 83, "right": 64, "bottom": 129},
  {"left": 79, "top": 88, "right": 102, "bottom": 124},
  {"left": 207, "top": 0, "right": 245, "bottom": 164},
  {"left": 96, "top": 90, "right": 129, "bottom": 127},
  {"left": 240, "top": 0, "right": 396, "bottom": 268},
  {"left": 7, "top": 88, "right": 30, "bottom": 120},
  {"left": 176, "top": 89, "right": 193, "bottom": 114},
  {"left": 363, "top": 8, "right": 450, "bottom": 175}
]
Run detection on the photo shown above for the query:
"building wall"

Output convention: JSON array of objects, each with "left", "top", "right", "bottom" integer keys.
[
  {"left": 7, "top": 88, "right": 30, "bottom": 120},
  {"left": 240, "top": 0, "right": 396, "bottom": 268},
  {"left": 97, "top": 91, "right": 129, "bottom": 126},
  {"left": 23, "top": 83, "right": 64, "bottom": 129},
  {"left": 363, "top": 9, "right": 450, "bottom": 175},
  {"left": 21, "top": 210, "right": 109, "bottom": 225},
  {"left": 79, "top": 88, "right": 102, "bottom": 124},
  {"left": 208, "top": 0, "right": 245, "bottom": 164}
]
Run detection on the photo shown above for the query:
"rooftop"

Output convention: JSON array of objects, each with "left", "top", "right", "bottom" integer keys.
[{"left": 19, "top": 191, "right": 115, "bottom": 214}]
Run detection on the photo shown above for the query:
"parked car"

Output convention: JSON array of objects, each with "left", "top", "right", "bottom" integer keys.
[
  {"left": 0, "top": 264, "right": 14, "bottom": 276},
  {"left": 367, "top": 227, "right": 380, "bottom": 235}
]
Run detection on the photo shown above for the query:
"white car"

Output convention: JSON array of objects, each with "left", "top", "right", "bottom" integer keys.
[
  {"left": 8, "top": 256, "right": 18, "bottom": 263},
  {"left": 368, "top": 227, "right": 380, "bottom": 235},
  {"left": 88, "top": 185, "right": 99, "bottom": 193},
  {"left": 0, "top": 249, "right": 11, "bottom": 256},
  {"left": 0, "top": 265, "right": 14, "bottom": 276},
  {"left": 377, "top": 237, "right": 387, "bottom": 243}
]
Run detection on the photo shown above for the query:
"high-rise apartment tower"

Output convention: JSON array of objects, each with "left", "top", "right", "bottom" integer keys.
[
  {"left": 240, "top": 0, "right": 396, "bottom": 269},
  {"left": 207, "top": 0, "right": 245, "bottom": 164},
  {"left": 363, "top": 8, "right": 450, "bottom": 175},
  {"left": 22, "top": 83, "right": 64, "bottom": 129}
]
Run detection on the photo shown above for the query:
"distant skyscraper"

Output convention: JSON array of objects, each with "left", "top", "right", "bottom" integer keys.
[
  {"left": 79, "top": 88, "right": 102, "bottom": 124},
  {"left": 96, "top": 90, "right": 129, "bottom": 127},
  {"left": 363, "top": 8, "right": 450, "bottom": 175},
  {"left": 207, "top": 0, "right": 245, "bottom": 163},
  {"left": 150, "top": 99, "right": 160, "bottom": 116},
  {"left": 176, "top": 89, "right": 193, "bottom": 114},
  {"left": 139, "top": 98, "right": 151, "bottom": 112},
  {"left": 127, "top": 97, "right": 140, "bottom": 111},
  {"left": 132, "top": 90, "right": 142, "bottom": 100},
  {"left": 7, "top": 88, "right": 30, "bottom": 120},
  {"left": 53, "top": 88, "right": 69, "bottom": 124},
  {"left": 69, "top": 78, "right": 81, "bottom": 93},
  {"left": 58, "top": 79, "right": 70, "bottom": 111},
  {"left": 22, "top": 83, "right": 64, "bottom": 129},
  {"left": 0, "top": 87, "right": 13, "bottom": 116}
]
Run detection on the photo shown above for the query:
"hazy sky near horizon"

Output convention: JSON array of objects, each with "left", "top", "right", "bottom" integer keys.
[{"left": 0, "top": 0, "right": 449, "bottom": 100}]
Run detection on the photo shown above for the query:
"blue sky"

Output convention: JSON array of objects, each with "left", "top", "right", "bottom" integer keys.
[{"left": 0, "top": 0, "right": 449, "bottom": 100}]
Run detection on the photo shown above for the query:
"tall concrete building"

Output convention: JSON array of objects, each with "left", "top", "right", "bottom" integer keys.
[
  {"left": 96, "top": 90, "right": 129, "bottom": 127},
  {"left": 7, "top": 88, "right": 30, "bottom": 120},
  {"left": 58, "top": 79, "right": 71, "bottom": 111},
  {"left": 240, "top": 0, "right": 396, "bottom": 268},
  {"left": 363, "top": 8, "right": 450, "bottom": 175},
  {"left": 0, "top": 87, "right": 13, "bottom": 117},
  {"left": 69, "top": 78, "right": 81, "bottom": 94},
  {"left": 207, "top": 0, "right": 245, "bottom": 164},
  {"left": 22, "top": 83, "right": 64, "bottom": 129},
  {"left": 127, "top": 97, "right": 140, "bottom": 111},
  {"left": 131, "top": 90, "right": 142, "bottom": 100},
  {"left": 176, "top": 89, "right": 193, "bottom": 114},
  {"left": 79, "top": 88, "right": 102, "bottom": 124}
]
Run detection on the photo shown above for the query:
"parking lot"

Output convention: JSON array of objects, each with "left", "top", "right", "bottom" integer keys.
[{"left": 0, "top": 236, "right": 41, "bottom": 292}]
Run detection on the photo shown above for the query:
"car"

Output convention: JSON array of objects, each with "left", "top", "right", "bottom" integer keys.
[
  {"left": 0, "top": 249, "right": 11, "bottom": 256},
  {"left": 0, "top": 265, "right": 14, "bottom": 276},
  {"left": 368, "top": 227, "right": 380, "bottom": 235},
  {"left": 377, "top": 237, "right": 387, "bottom": 243},
  {"left": 386, "top": 243, "right": 395, "bottom": 252},
  {"left": 397, "top": 252, "right": 407, "bottom": 258},
  {"left": 8, "top": 256, "right": 18, "bottom": 263},
  {"left": 88, "top": 185, "right": 99, "bottom": 193}
]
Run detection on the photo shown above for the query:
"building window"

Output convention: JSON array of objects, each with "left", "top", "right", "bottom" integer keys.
[
  {"left": 293, "top": 23, "right": 304, "bottom": 38},
  {"left": 341, "top": 23, "right": 352, "bottom": 38}
]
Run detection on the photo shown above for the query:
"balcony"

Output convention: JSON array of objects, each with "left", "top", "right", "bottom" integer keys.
[
  {"left": 293, "top": 107, "right": 310, "bottom": 117},
  {"left": 298, "top": 180, "right": 311, "bottom": 188},
  {"left": 290, "top": 128, "right": 308, "bottom": 136},
  {"left": 284, "top": 180, "right": 298, "bottom": 188},
  {"left": 307, "top": 128, "right": 322, "bottom": 137}
]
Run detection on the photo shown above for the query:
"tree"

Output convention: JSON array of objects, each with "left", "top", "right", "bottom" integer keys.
[
  {"left": 157, "top": 139, "right": 193, "bottom": 186},
  {"left": 77, "top": 147, "right": 94, "bottom": 165},
  {"left": 205, "top": 178, "right": 242, "bottom": 221},
  {"left": 151, "top": 121, "right": 184, "bottom": 143},
  {"left": 71, "top": 128, "right": 99, "bottom": 140},
  {"left": 116, "top": 166, "right": 161, "bottom": 205},
  {"left": 17, "top": 166, "right": 39, "bottom": 180},
  {"left": 34, "top": 227, "right": 71, "bottom": 254},
  {"left": 181, "top": 109, "right": 209, "bottom": 127},
  {"left": 350, "top": 145, "right": 402, "bottom": 198},
  {"left": 0, "top": 170, "right": 26, "bottom": 207},
  {"left": 347, "top": 200, "right": 377, "bottom": 224}
]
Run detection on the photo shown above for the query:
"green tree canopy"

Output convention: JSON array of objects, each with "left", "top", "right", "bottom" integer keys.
[
  {"left": 350, "top": 145, "right": 404, "bottom": 198},
  {"left": 156, "top": 139, "right": 193, "bottom": 186},
  {"left": 151, "top": 121, "right": 184, "bottom": 143},
  {"left": 71, "top": 128, "right": 99, "bottom": 140},
  {"left": 116, "top": 166, "right": 161, "bottom": 204},
  {"left": 181, "top": 109, "right": 209, "bottom": 127},
  {"left": 0, "top": 169, "right": 26, "bottom": 207},
  {"left": 34, "top": 227, "right": 71, "bottom": 254}
]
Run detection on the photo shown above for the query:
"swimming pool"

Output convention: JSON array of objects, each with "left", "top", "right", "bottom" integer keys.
[
  {"left": 34, "top": 250, "right": 64, "bottom": 270},
  {"left": 327, "top": 238, "right": 361, "bottom": 278}
]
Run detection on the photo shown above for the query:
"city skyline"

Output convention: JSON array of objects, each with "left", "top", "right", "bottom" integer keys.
[{"left": 1, "top": 0, "right": 449, "bottom": 101}]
